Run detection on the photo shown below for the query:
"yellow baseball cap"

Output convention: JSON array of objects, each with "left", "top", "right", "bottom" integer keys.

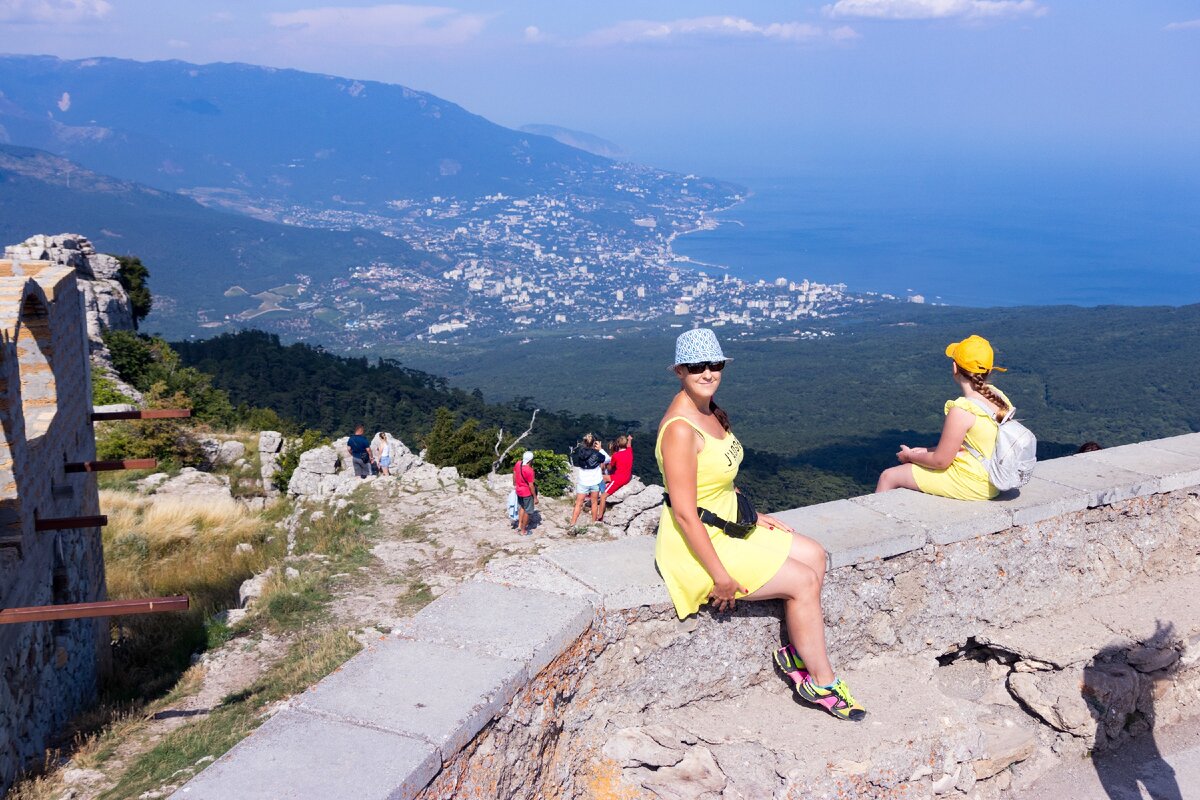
[{"left": 945, "top": 334, "right": 1007, "bottom": 374}]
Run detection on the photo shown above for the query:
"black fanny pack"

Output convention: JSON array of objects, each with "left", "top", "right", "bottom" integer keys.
[{"left": 664, "top": 491, "right": 759, "bottom": 538}]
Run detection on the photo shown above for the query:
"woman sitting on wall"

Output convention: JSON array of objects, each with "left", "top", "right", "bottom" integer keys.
[
  {"left": 655, "top": 328, "right": 865, "bottom": 722},
  {"left": 602, "top": 434, "right": 634, "bottom": 500},
  {"left": 875, "top": 334, "right": 1013, "bottom": 500}
]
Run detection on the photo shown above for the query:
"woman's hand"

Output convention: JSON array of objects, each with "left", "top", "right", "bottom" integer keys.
[
  {"left": 708, "top": 573, "right": 748, "bottom": 612},
  {"left": 756, "top": 512, "right": 795, "bottom": 533},
  {"left": 896, "top": 445, "right": 927, "bottom": 464}
]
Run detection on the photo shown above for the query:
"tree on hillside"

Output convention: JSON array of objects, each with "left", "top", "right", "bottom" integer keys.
[{"left": 115, "top": 255, "right": 153, "bottom": 328}]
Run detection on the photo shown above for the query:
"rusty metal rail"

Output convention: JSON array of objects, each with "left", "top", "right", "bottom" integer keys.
[
  {"left": 91, "top": 409, "right": 192, "bottom": 422},
  {"left": 34, "top": 515, "right": 108, "bottom": 531},
  {"left": 64, "top": 459, "right": 157, "bottom": 473},
  {"left": 0, "top": 596, "right": 190, "bottom": 624}
]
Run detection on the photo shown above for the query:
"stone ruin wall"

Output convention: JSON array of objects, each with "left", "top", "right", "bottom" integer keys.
[{"left": 0, "top": 249, "right": 108, "bottom": 793}]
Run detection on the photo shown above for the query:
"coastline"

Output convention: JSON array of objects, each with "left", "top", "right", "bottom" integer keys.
[{"left": 665, "top": 191, "right": 751, "bottom": 273}]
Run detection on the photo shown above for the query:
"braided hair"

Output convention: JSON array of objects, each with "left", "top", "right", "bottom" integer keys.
[
  {"left": 965, "top": 371, "right": 1011, "bottom": 422},
  {"left": 710, "top": 401, "right": 731, "bottom": 432}
]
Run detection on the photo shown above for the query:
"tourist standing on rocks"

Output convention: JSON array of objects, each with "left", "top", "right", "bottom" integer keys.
[
  {"left": 347, "top": 425, "right": 373, "bottom": 478},
  {"left": 570, "top": 434, "right": 609, "bottom": 527},
  {"left": 375, "top": 432, "right": 393, "bottom": 476},
  {"left": 655, "top": 328, "right": 866, "bottom": 722},
  {"left": 513, "top": 451, "right": 537, "bottom": 535},
  {"left": 603, "top": 434, "right": 634, "bottom": 502},
  {"left": 875, "top": 335, "right": 1015, "bottom": 500}
]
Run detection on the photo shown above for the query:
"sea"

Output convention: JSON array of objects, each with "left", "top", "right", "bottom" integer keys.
[{"left": 672, "top": 162, "right": 1200, "bottom": 307}]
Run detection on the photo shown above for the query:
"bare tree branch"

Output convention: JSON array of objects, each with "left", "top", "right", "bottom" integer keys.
[{"left": 491, "top": 408, "right": 540, "bottom": 474}]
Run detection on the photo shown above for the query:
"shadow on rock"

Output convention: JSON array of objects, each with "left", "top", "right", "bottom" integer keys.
[{"left": 1084, "top": 620, "right": 1183, "bottom": 800}]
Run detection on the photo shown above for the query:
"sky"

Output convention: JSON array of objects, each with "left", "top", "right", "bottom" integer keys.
[{"left": 1, "top": 1, "right": 1199, "bottom": 177}]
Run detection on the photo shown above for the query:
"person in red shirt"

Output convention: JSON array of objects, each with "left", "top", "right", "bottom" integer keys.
[
  {"left": 513, "top": 451, "right": 537, "bottom": 535},
  {"left": 602, "top": 434, "right": 634, "bottom": 516}
]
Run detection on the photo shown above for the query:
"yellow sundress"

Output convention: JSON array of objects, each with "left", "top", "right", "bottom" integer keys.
[
  {"left": 911, "top": 389, "right": 1013, "bottom": 501},
  {"left": 654, "top": 416, "right": 793, "bottom": 619}
]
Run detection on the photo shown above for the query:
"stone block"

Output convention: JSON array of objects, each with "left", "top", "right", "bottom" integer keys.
[
  {"left": 850, "top": 491, "right": 1010, "bottom": 546},
  {"left": 478, "top": 554, "right": 599, "bottom": 601},
  {"left": 169, "top": 709, "right": 439, "bottom": 800},
  {"left": 1033, "top": 453, "right": 1159, "bottom": 506},
  {"left": 774, "top": 499, "right": 926, "bottom": 567},
  {"left": 295, "top": 638, "right": 526, "bottom": 761},
  {"left": 1151, "top": 432, "right": 1200, "bottom": 458},
  {"left": 543, "top": 537, "right": 671, "bottom": 610},
  {"left": 977, "top": 614, "right": 1127, "bottom": 668},
  {"left": 1087, "top": 441, "right": 1200, "bottom": 493},
  {"left": 398, "top": 580, "right": 593, "bottom": 675},
  {"left": 992, "top": 476, "right": 1090, "bottom": 527}
]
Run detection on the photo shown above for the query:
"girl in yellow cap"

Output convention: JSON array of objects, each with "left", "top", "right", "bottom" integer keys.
[{"left": 876, "top": 334, "right": 1013, "bottom": 500}]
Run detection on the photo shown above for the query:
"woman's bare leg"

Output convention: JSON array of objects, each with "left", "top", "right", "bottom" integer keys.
[
  {"left": 786, "top": 533, "right": 827, "bottom": 589},
  {"left": 590, "top": 491, "right": 602, "bottom": 521},
  {"left": 570, "top": 494, "right": 585, "bottom": 525},
  {"left": 876, "top": 464, "right": 919, "bottom": 493},
  {"left": 744, "top": 558, "right": 834, "bottom": 685}
]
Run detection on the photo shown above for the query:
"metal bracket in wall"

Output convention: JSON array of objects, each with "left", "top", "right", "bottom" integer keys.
[
  {"left": 0, "top": 596, "right": 190, "bottom": 624},
  {"left": 64, "top": 459, "right": 158, "bottom": 473},
  {"left": 33, "top": 515, "right": 108, "bottom": 531},
  {"left": 90, "top": 409, "right": 192, "bottom": 422}
]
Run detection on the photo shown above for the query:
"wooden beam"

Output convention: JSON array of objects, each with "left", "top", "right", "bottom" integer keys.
[
  {"left": 64, "top": 459, "right": 157, "bottom": 473},
  {"left": 91, "top": 409, "right": 192, "bottom": 422},
  {"left": 0, "top": 596, "right": 189, "bottom": 624},
  {"left": 34, "top": 515, "right": 107, "bottom": 531}
]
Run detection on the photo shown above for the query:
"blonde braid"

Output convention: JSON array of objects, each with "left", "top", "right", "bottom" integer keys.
[{"left": 967, "top": 371, "right": 1010, "bottom": 422}]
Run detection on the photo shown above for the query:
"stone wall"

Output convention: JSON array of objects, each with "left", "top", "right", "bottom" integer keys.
[
  {"left": 0, "top": 256, "right": 107, "bottom": 793},
  {"left": 173, "top": 433, "right": 1200, "bottom": 799}
]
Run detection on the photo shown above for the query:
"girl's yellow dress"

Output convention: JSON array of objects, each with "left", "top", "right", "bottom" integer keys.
[
  {"left": 654, "top": 416, "right": 792, "bottom": 619},
  {"left": 911, "top": 389, "right": 1012, "bottom": 501}
]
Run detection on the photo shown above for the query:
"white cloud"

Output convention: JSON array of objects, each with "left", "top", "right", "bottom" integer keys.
[
  {"left": 268, "top": 4, "right": 489, "bottom": 47},
  {"left": 0, "top": 0, "right": 111, "bottom": 24},
  {"left": 1165, "top": 18, "right": 1200, "bottom": 31},
  {"left": 583, "top": 15, "right": 852, "bottom": 46},
  {"left": 824, "top": 0, "right": 1046, "bottom": 21},
  {"left": 167, "top": 38, "right": 189, "bottom": 48}
]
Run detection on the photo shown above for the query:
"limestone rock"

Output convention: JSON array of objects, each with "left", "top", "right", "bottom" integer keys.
[
  {"left": 602, "top": 727, "right": 682, "bottom": 768},
  {"left": 604, "top": 483, "right": 664, "bottom": 529},
  {"left": 259, "top": 431, "right": 283, "bottom": 454},
  {"left": 238, "top": 568, "right": 274, "bottom": 608},
  {"left": 1008, "top": 661, "right": 1140, "bottom": 749},
  {"left": 153, "top": 468, "right": 234, "bottom": 500},
  {"left": 1126, "top": 644, "right": 1180, "bottom": 673},
  {"left": 298, "top": 446, "right": 339, "bottom": 475},
  {"left": 218, "top": 440, "right": 246, "bottom": 465},
  {"left": 136, "top": 472, "right": 171, "bottom": 493},
  {"left": 972, "top": 720, "right": 1036, "bottom": 779},
  {"left": 636, "top": 745, "right": 726, "bottom": 800},
  {"left": 604, "top": 476, "right": 647, "bottom": 505}
]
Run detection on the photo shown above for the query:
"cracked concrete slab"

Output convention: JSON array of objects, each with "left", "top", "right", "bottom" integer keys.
[
  {"left": 396, "top": 579, "right": 594, "bottom": 675},
  {"left": 1153, "top": 432, "right": 1200, "bottom": 459},
  {"left": 1088, "top": 441, "right": 1200, "bottom": 493},
  {"left": 169, "top": 709, "right": 440, "bottom": 800},
  {"left": 543, "top": 537, "right": 671, "bottom": 610},
  {"left": 295, "top": 638, "right": 526, "bottom": 761},
  {"left": 1034, "top": 453, "right": 1161, "bottom": 506},
  {"left": 477, "top": 553, "right": 600, "bottom": 601},
  {"left": 851, "top": 490, "right": 1011, "bottom": 545},
  {"left": 774, "top": 499, "right": 925, "bottom": 567},
  {"left": 993, "top": 476, "right": 1091, "bottom": 527}
]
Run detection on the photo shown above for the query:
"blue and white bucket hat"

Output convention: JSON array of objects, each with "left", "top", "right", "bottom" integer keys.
[{"left": 671, "top": 328, "right": 731, "bottom": 370}]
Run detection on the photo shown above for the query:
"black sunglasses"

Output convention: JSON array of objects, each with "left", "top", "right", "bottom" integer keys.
[{"left": 684, "top": 360, "right": 726, "bottom": 374}]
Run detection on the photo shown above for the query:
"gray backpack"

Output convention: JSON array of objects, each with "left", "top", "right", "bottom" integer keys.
[{"left": 963, "top": 399, "right": 1037, "bottom": 491}]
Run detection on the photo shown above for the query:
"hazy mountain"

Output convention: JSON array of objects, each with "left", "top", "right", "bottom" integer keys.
[
  {"left": 0, "top": 144, "right": 429, "bottom": 338},
  {"left": 518, "top": 124, "right": 626, "bottom": 159},
  {"left": 0, "top": 55, "right": 693, "bottom": 214}
]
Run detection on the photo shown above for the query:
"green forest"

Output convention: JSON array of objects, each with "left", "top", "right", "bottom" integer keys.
[{"left": 168, "top": 301, "right": 1200, "bottom": 511}]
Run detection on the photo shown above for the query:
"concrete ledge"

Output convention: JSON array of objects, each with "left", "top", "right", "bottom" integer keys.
[
  {"left": 476, "top": 553, "right": 600, "bottom": 601},
  {"left": 397, "top": 580, "right": 594, "bottom": 675},
  {"left": 850, "top": 491, "right": 1011, "bottom": 546},
  {"left": 295, "top": 638, "right": 526, "bottom": 761},
  {"left": 543, "top": 537, "right": 671, "bottom": 610},
  {"left": 1087, "top": 441, "right": 1200, "bottom": 494},
  {"left": 1153, "top": 432, "right": 1200, "bottom": 459},
  {"left": 992, "top": 477, "right": 1091, "bottom": 527},
  {"left": 1033, "top": 453, "right": 1161, "bottom": 506},
  {"left": 172, "top": 709, "right": 440, "bottom": 800},
  {"left": 772, "top": 499, "right": 925, "bottom": 567}
]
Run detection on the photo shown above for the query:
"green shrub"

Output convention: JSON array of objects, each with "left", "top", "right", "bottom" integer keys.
[
  {"left": 272, "top": 430, "right": 329, "bottom": 492},
  {"left": 422, "top": 407, "right": 510, "bottom": 478},
  {"left": 92, "top": 366, "right": 133, "bottom": 405},
  {"left": 94, "top": 385, "right": 205, "bottom": 467},
  {"left": 115, "top": 255, "right": 152, "bottom": 328},
  {"left": 529, "top": 449, "right": 571, "bottom": 498}
]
